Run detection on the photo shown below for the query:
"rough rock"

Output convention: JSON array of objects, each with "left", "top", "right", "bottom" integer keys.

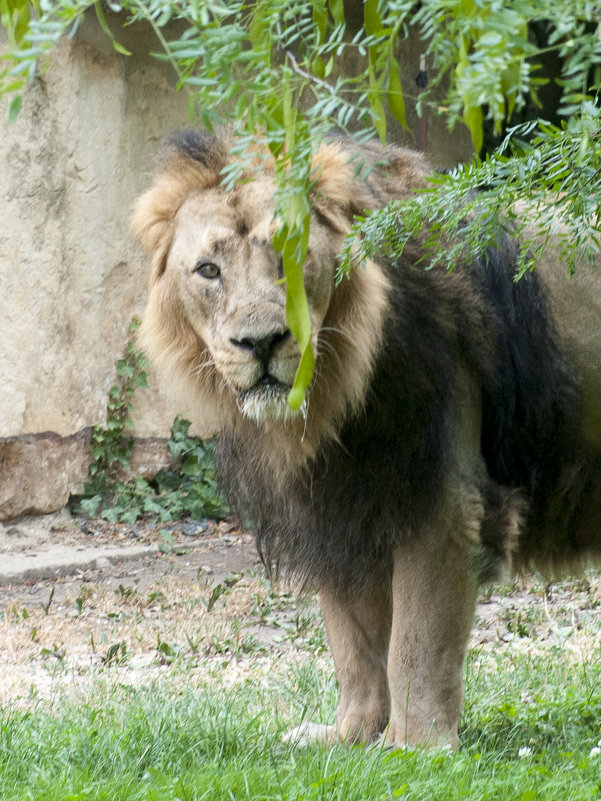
[
  {"left": 0, "top": 431, "right": 175, "bottom": 519},
  {"left": 0, "top": 431, "right": 92, "bottom": 518}
]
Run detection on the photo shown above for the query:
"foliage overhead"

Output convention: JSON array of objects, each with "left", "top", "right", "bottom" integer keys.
[{"left": 1, "top": 0, "right": 601, "bottom": 401}]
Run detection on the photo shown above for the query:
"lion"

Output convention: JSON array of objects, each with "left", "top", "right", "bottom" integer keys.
[{"left": 132, "top": 130, "right": 601, "bottom": 749}]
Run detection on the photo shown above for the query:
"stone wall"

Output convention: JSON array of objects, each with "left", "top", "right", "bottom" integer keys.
[
  {"left": 0, "top": 14, "right": 212, "bottom": 518},
  {"left": 0, "top": 11, "right": 472, "bottom": 519}
]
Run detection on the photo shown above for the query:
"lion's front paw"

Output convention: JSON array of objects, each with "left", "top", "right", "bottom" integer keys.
[
  {"left": 381, "top": 721, "right": 457, "bottom": 751},
  {"left": 282, "top": 722, "right": 337, "bottom": 747}
]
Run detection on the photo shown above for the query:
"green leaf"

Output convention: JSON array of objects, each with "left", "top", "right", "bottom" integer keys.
[
  {"left": 364, "top": 0, "right": 382, "bottom": 36},
  {"left": 312, "top": 0, "right": 328, "bottom": 44},
  {"left": 101, "top": 507, "right": 119, "bottom": 524},
  {"left": 387, "top": 56, "right": 406, "bottom": 128},
  {"left": 120, "top": 508, "right": 140, "bottom": 524},
  {"left": 0, "top": 0, "right": 31, "bottom": 48},
  {"left": 80, "top": 496, "right": 102, "bottom": 518},
  {"left": 94, "top": 2, "right": 131, "bottom": 57},
  {"left": 288, "top": 342, "right": 315, "bottom": 410},
  {"left": 328, "top": 0, "right": 344, "bottom": 25},
  {"left": 7, "top": 93, "right": 22, "bottom": 121},
  {"left": 282, "top": 213, "right": 314, "bottom": 410},
  {"left": 464, "top": 103, "right": 483, "bottom": 155},
  {"left": 158, "top": 529, "right": 174, "bottom": 554},
  {"left": 181, "top": 460, "right": 203, "bottom": 477},
  {"left": 368, "top": 60, "right": 387, "bottom": 143},
  {"left": 128, "top": 315, "right": 142, "bottom": 333},
  {"left": 312, "top": 55, "right": 326, "bottom": 80}
]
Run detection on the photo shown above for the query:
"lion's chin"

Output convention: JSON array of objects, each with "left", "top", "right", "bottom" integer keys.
[{"left": 237, "top": 383, "right": 302, "bottom": 423}]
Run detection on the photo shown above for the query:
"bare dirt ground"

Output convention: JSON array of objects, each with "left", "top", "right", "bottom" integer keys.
[
  {"left": 0, "top": 510, "right": 328, "bottom": 703},
  {"left": 2, "top": 509, "right": 601, "bottom": 708}
]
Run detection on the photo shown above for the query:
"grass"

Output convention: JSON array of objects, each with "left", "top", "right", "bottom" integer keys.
[
  {"left": 2, "top": 567, "right": 601, "bottom": 800},
  {"left": 1, "top": 650, "right": 601, "bottom": 799}
]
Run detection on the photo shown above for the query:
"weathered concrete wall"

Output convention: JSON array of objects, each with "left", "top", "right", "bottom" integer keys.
[
  {"left": 0, "top": 14, "right": 214, "bottom": 518},
  {"left": 0, "top": 12, "right": 473, "bottom": 519}
]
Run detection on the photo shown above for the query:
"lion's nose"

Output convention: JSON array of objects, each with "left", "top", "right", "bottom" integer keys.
[{"left": 230, "top": 330, "right": 291, "bottom": 366}]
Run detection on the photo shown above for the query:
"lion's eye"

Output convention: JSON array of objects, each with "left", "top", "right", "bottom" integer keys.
[{"left": 195, "top": 260, "right": 221, "bottom": 280}]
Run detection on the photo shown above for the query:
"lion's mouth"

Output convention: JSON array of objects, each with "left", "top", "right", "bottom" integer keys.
[
  {"left": 237, "top": 378, "right": 299, "bottom": 422},
  {"left": 256, "top": 373, "right": 283, "bottom": 387}
]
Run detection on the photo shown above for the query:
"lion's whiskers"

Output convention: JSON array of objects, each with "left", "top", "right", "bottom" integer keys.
[
  {"left": 319, "top": 325, "right": 353, "bottom": 346},
  {"left": 316, "top": 337, "right": 343, "bottom": 368},
  {"left": 190, "top": 346, "right": 214, "bottom": 376},
  {"left": 192, "top": 359, "right": 215, "bottom": 377}
]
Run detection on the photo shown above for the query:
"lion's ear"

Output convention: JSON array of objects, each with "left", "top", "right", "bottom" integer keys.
[
  {"left": 131, "top": 132, "right": 228, "bottom": 282},
  {"left": 310, "top": 140, "right": 430, "bottom": 233},
  {"left": 130, "top": 175, "right": 186, "bottom": 282},
  {"left": 310, "top": 145, "right": 364, "bottom": 234}
]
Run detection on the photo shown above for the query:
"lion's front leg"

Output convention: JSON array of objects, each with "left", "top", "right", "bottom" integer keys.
[
  {"left": 321, "top": 576, "right": 393, "bottom": 744},
  {"left": 286, "top": 573, "right": 392, "bottom": 746},
  {"left": 385, "top": 532, "right": 480, "bottom": 749}
]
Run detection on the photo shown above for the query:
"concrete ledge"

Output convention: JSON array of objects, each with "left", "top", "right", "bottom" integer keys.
[{"left": 0, "top": 543, "right": 155, "bottom": 585}]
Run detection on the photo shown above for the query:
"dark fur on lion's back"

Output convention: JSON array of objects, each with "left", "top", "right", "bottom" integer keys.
[{"left": 217, "top": 234, "right": 600, "bottom": 588}]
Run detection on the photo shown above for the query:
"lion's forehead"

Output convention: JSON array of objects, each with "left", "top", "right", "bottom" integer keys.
[{"left": 177, "top": 184, "right": 278, "bottom": 248}]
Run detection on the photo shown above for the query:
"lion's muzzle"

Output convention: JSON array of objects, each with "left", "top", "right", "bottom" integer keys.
[{"left": 229, "top": 329, "right": 291, "bottom": 374}]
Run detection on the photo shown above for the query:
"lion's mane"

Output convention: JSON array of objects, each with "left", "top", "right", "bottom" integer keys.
[{"left": 133, "top": 131, "right": 601, "bottom": 588}]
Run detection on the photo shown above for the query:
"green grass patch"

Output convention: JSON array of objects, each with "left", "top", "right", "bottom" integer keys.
[{"left": 2, "top": 649, "right": 601, "bottom": 800}]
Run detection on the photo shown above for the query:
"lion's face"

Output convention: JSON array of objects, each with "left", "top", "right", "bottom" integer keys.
[
  {"left": 133, "top": 134, "right": 423, "bottom": 444},
  {"left": 163, "top": 182, "right": 339, "bottom": 421}
]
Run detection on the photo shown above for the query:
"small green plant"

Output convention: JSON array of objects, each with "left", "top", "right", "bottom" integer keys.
[
  {"left": 156, "top": 635, "right": 179, "bottom": 666},
  {"left": 116, "top": 584, "right": 138, "bottom": 600},
  {"left": 206, "top": 572, "right": 243, "bottom": 612},
  {"left": 76, "top": 316, "right": 149, "bottom": 519},
  {"left": 153, "top": 416, "right": 228, "bottom": 521},
  {"left": 157, "top": 529, "right": 190, "bottom": 556},
  {"left": 74, "top": 585, "right": 93, "bottom": 617},
  {"left": 40, "top": 644, "right": 65, "bottom": 662},
  {"left": 147, "top": 589, "right": 166, "bottom": 606},
  {"left": 73, "top": 318, "right": 227, "bottom": 524},
  {"left": 93, "top": 416, "right": 227, "bottom": 524},
  {"left": 101, "top": 641, "right": 128, "bottom": 666},
  {"left": 503, "top": 609, "right": 533, "bottom": 639}
]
